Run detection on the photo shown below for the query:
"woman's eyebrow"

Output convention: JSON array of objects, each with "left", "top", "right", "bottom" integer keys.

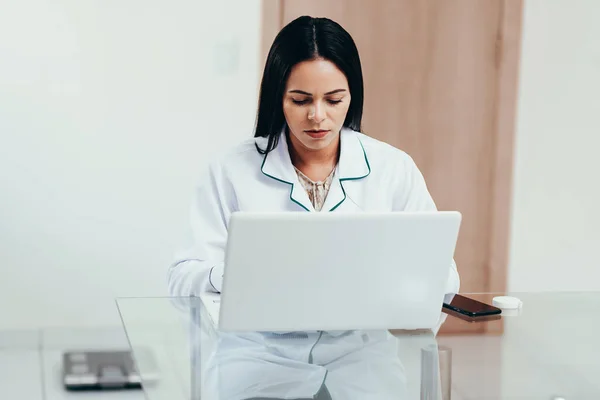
[
  {"left": 288, "top": 89, "right": 347, "bottom": 96},
  {"left": 324, "top": 89, "right": 347, "bottom": 95},
  {"left": 288, "top": 90, "right": 312, "bottom": 96}
]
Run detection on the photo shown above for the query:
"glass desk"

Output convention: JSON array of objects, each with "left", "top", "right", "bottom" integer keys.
[{"left": 117, "top": 292, "right": 600, "bottom": 400}]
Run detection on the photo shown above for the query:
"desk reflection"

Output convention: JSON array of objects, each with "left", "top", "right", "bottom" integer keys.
[
  {"left": 203, "top": 329, "right": 406, "bottom": 399},
  {"left": 186, "top": 302, "right": 450, "bottom": 400},
  {"left": 164, "top": 296, "right": 452, "bottom": 400}
]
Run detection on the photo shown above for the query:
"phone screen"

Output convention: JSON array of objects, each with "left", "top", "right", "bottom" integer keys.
[{"left": 443, "top": 294, "right": 501, "bottom": 317}]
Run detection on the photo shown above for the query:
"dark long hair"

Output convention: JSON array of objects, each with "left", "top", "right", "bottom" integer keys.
[{"left": 254, "top": 16, "right": 364, "bottom": 154}]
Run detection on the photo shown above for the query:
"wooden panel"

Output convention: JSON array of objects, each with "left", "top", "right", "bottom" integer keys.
[
  {"left": 259, "top": 0, "right": 283, "bottom": 69},
  {"left": 281, "top": 0, "right": 344, "bottom": 23}
]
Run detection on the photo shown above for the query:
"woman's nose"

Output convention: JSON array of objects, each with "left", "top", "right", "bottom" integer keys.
[{"left": 309, "top": 103, "right": 326, "bottom": 123}]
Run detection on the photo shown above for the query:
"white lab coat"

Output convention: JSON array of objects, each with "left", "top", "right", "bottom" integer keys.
[
  {"left": 168, "top": 127, "right": 460, "bottom": 296},
  {"left": 169, "top": 127, "right": 459, "bottom": 399}
]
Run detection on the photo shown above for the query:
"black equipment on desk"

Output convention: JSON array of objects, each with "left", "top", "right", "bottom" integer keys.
[{"left": 62, "top": 349, "right": 156, "bottom": 391}]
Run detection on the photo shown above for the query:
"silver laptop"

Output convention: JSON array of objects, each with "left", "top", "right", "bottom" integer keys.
[{"left": 209, "top": 211, "right": 461, "bottom": 332}]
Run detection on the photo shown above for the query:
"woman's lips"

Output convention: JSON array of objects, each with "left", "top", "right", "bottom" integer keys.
[{"left": 305, "top": 130, "right": 330, "bottom": 139}]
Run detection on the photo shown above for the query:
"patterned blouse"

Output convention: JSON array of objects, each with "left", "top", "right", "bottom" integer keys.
[{"left": 294, "top": 166, "right": 337, "bottom": 212}]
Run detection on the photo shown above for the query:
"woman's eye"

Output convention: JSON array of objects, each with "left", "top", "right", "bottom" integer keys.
[
  {"left": 291, "top": 98, "right": 342, "bottom": 105},
  {"left": 291, "top": 99, "right": 310, "bottom": 105}
]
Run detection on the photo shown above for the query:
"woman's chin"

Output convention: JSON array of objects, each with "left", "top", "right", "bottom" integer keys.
[{"left": 304, "top": 138, "right": 337, "bottom": 151}]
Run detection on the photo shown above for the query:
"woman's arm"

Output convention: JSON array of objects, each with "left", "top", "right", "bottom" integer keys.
[
  {"left": 168, "top": 162, "right": 233, "bottom": 296},
  {"left": 393, "top": 154, "right": 460, "bottom": 294}
]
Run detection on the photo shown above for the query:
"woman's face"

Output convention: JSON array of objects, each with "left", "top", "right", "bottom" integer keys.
[{"left": 283, "top": 58, "right": 351, "bottom": 153}]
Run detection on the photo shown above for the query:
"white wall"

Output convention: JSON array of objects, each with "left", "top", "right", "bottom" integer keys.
[
  {"left": 0, "top": 0, "right": 262, "bottom": 329},
  {"left": 508, "top": 0, "right": 600, "bottom": 292}
]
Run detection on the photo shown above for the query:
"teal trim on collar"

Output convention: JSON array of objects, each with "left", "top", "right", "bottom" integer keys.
[
  {"left": 259, "top": 136, "right": 371, "bottom": 213},
  {"left": 328, "top": 139, "right": 371, "bottom": 211},
  {"left": 260, "top": 154, "right": 310, "bottom": 212}
]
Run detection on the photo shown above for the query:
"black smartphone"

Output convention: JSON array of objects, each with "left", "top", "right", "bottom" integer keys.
[{"left": 442, "top": 294, "right": 502, "bottom": 317}]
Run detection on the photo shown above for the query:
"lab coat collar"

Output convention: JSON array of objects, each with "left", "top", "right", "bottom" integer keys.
[
  {"left": 259, "top": 127, "right": 371, "bottom": 212},
  {"left": 337, "top": 127, "right": 371, "bottom": 181}
]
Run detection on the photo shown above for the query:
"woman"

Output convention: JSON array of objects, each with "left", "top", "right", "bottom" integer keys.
[{"left": 170, "top": 15, "right": 457, "bottom": 399}]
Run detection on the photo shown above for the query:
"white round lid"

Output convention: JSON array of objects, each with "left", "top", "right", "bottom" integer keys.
[{"left": 492, "top": 296, "right": 523, "bottom": 309}]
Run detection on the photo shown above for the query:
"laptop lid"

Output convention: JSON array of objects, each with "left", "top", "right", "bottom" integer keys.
[{"left": 219, "top": 211, "right": 461, "bottom": 332}]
